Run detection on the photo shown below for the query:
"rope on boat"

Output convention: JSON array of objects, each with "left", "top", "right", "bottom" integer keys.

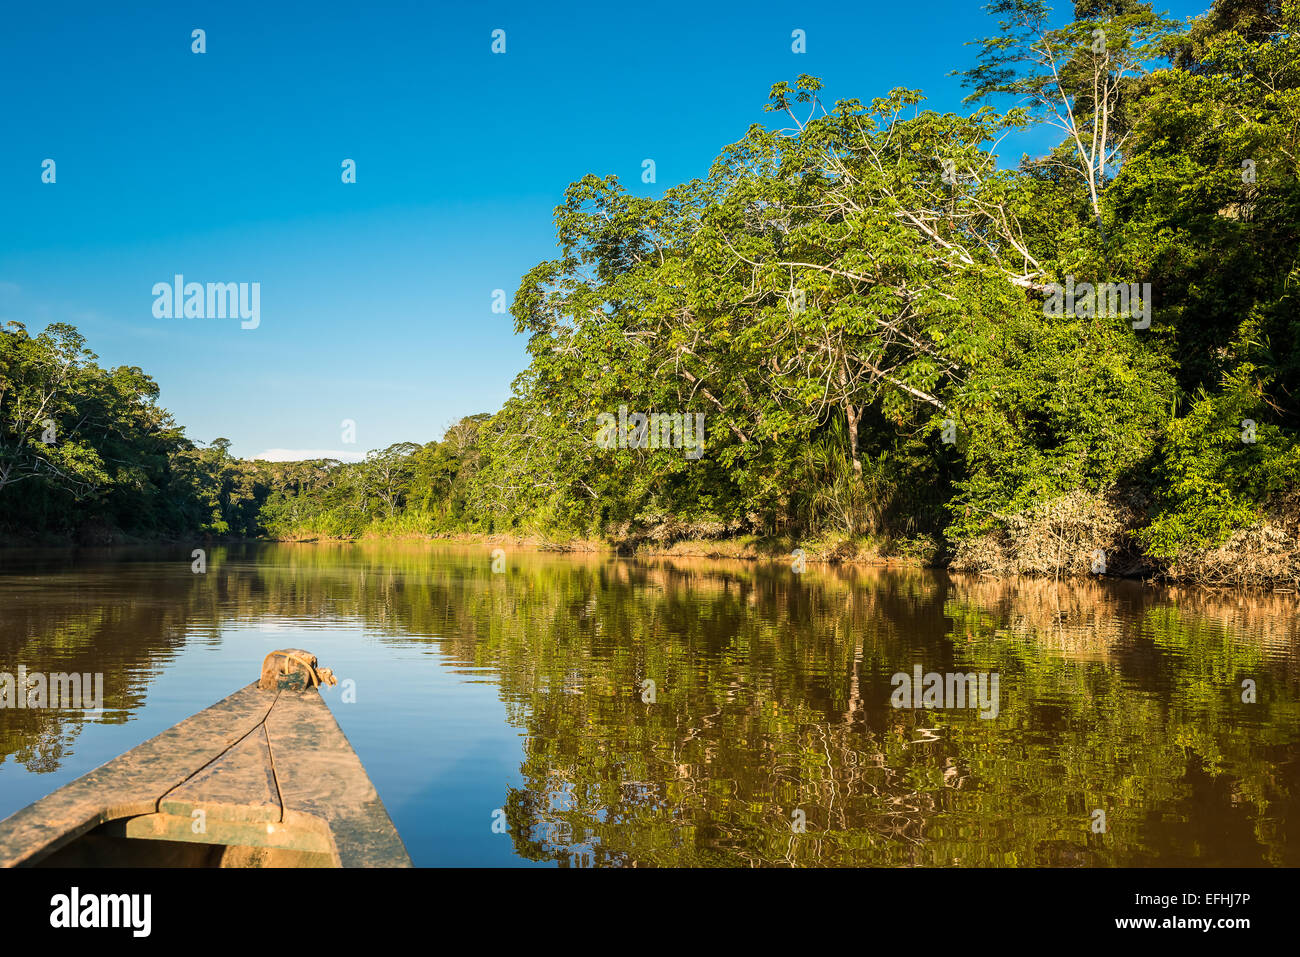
[{"left": 261, "top": 650, "right": 337, "bottom": 689}]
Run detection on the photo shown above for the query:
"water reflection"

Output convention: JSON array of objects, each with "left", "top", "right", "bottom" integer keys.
[{"left": 1, "top": 544, "right": 1296, "bottom": 866}]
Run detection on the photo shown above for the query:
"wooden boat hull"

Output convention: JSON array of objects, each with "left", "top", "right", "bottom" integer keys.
[{"left": 0, "top": 671, "right": 412, "bottom": 868}]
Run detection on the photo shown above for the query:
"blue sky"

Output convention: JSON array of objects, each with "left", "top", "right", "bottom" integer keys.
[{"left": 0, "top": 0, "right": 1206, "bottom": 460}]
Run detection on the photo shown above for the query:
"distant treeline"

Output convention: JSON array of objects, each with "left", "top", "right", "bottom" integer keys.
[
  {"left": 2, "top": 0, "right": 1297, "bottom": 583},
  {"left": 0, "top": 321, "right": 489, "bottom": 543}
]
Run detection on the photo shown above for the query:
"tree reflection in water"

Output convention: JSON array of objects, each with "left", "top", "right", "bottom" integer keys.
[{"left": 1, "top": 544, "right": 1296, "bottom": 866}]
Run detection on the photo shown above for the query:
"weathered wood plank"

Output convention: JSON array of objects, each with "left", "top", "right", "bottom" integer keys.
[
  {"left": 107, "top": 812, "right": 334, "bottom": 855},
  {"left": 0, "top": 667, "right": 412, "bottom": 868},
  {"left": 0, "top": 684, "right": 275, "bottom": 867},
  {"left": 264, "top": 691, "right": 411, "bottom": 867},
  {"left": 161, "top": 724, "right": 281, "bottom": 823}
]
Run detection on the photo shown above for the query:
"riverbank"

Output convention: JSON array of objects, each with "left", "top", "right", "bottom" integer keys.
[
  {"left": 4, "top": 522, "right": 1296, "bottom": 589},
  {"left": 267, "top": 528, "right": 938, "bottom": 567},
  {"left": 259, "top": 528, "right": 1300, "bottom": 589}
]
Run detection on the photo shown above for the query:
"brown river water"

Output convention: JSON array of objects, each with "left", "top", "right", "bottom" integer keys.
[{"left": 0, "top": 543, "right": 1297, "bottom": 866}]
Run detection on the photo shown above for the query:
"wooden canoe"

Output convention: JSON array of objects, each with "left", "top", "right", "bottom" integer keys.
[{"left": 0, "top": 650, "right": 411, "bottom": 868}]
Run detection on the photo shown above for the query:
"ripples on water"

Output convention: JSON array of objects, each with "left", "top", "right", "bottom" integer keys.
[{"left": 0, "top": 543, "right": 1296, "bottom": 866}]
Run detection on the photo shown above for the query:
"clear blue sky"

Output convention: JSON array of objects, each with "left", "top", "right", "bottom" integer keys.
[{"left": 0, "top": 0, "right": 1206, "bottom": 460}]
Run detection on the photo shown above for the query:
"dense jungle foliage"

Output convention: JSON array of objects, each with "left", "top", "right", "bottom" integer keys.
[{"left": 2, "top": 0, "right": 1297, "bottom": 581}]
